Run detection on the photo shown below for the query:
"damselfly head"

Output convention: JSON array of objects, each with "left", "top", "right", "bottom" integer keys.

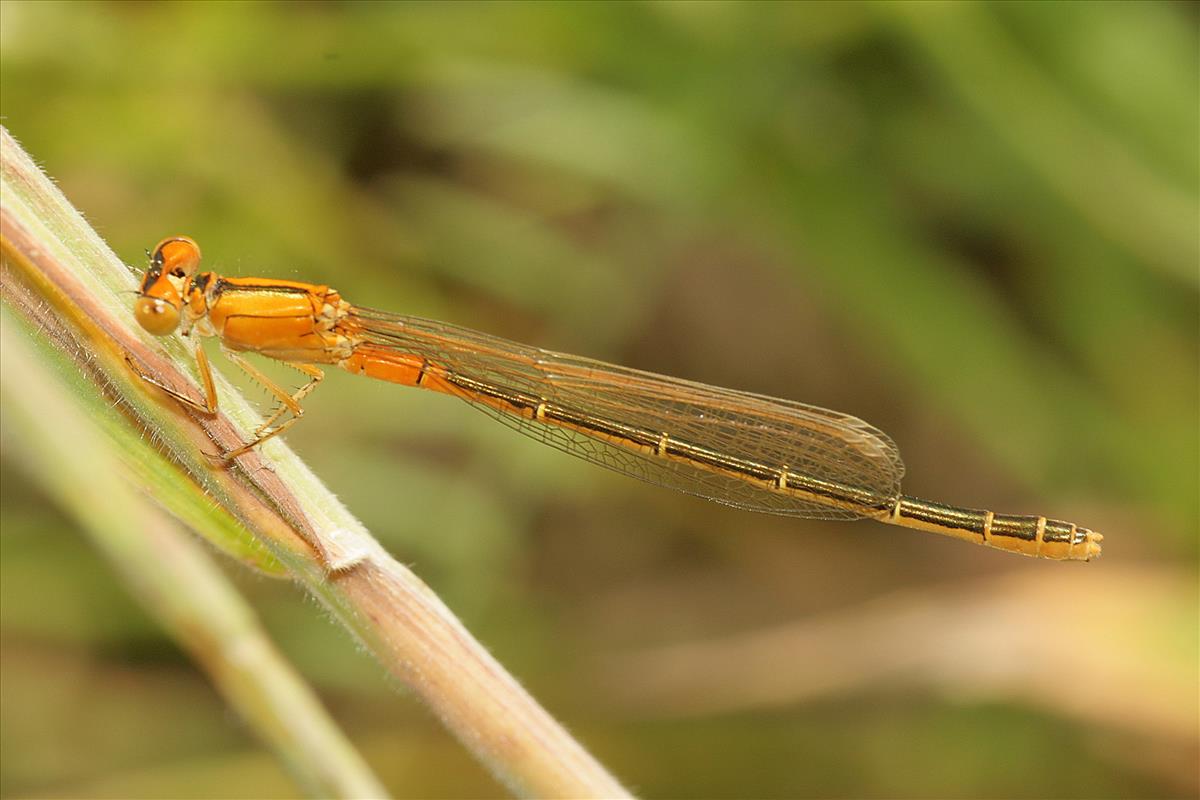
[{"left": 133, "top": 236, "right": 200, "bottom": 336}]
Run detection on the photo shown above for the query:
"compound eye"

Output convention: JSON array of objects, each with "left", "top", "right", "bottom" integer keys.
[
  {"left": 151, "top": 236, "right": 202, "bottom": 278},
  {"left": 134, "top": 296, "right": 181, "bottom": 336}
]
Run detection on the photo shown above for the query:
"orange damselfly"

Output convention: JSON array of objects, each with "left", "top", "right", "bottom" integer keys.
[{"left": 129, "top": 236, "right": 1102, "bottom": 561}]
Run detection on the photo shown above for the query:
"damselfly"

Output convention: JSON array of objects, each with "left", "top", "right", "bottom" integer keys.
[{"left": 129, "top": 236, "right": 1102, "bottom": 561}]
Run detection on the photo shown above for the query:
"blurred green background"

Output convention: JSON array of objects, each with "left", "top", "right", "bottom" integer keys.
[{"left": 1, "top": 1, "right": 1196, "bottom": 798}]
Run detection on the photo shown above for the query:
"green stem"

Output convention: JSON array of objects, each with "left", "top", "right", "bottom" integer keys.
[{"left": 0, "top": 125, "right": 629, "bottom": 799}]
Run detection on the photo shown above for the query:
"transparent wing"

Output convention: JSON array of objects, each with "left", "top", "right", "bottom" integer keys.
[{"left": 347, "top": 308, "right": 905, "bottom": 519}]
